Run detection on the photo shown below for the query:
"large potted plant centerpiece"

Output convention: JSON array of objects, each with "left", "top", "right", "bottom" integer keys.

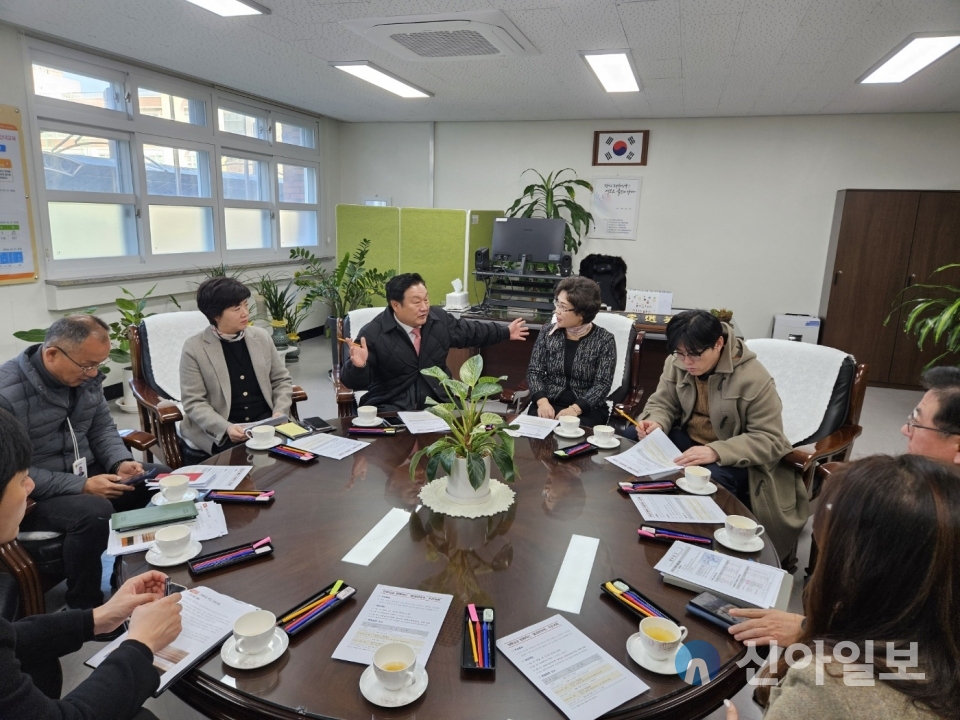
[
  {"left": 409, "top": 354, "right": 519, "bottom": 504},
  {"left": 290, "top": 239, "right": 394, "bottom": 368}
]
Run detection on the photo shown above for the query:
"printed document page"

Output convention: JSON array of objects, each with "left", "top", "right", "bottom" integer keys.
[
  {"left": 630, "top": 494, "right": 727, "bottom": 524},
  {"left": 86, "top": 586, "right": 255, "bottom": 695},
  {"left": 291, "top": 432, "right": 369, "bottom": 459},
  {"left": 654, "top": 541, "right": 786, "bottom": 609},
  {"left": 497, "top": 615, "right": 648, "bottom": 720},
  {"left": 332, "top": 584, "right": 453, "bottom": 665},
  {"left": 605, "top": 428, "right": 682, "bottom": 477},
  {"left": 507, "top": 414, "right": 560, "bottom": 439},
  {"left": 106, "top": 501, "right": 228, "bottom": 556},
  {"left": 151, "top": 465, "right": 251, "bottom": 491},
  {"left": 397, "top": 411, "right": 451, "bottom": 434}
]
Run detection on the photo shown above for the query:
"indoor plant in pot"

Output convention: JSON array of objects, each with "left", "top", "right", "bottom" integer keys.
[
  {"left": 505, "top": 168, "right": 594, "bottom": 254},
  {"left": 290, "top": 239, "right": 394, "bottom": 368},
  {"left": 252, "top": 274, "right": 296, "bottom": 350},
  {"left": 409, "top": 354, "right": 519, "bottom": 503}
]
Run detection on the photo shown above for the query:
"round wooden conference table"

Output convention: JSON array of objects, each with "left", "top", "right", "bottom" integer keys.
[{"left": 120, "top": 420, "right": 779, "bottom": 720}]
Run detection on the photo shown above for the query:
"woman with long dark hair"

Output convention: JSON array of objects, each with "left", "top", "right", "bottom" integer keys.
[{"left": 726, "top": 454, "right": 960, "bottom": 719}]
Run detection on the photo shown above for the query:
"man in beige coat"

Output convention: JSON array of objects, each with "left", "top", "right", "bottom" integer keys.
[{"left": 632, "top": 310, "right": 808, "bottom": 559}]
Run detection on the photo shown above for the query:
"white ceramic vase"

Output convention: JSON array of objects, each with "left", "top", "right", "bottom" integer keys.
[{"left": 445, "top": 456, "right": 491, "bottom": 505}]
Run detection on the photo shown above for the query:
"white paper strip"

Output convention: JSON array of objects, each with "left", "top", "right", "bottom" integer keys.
[
  {"left": 547, "top": 534, "right": 600, "bottom": 614},
  {"left": 341, "top": 508, "right": 411, "bottom": 566}
]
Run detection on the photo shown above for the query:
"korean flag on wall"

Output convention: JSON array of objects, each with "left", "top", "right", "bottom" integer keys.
[{"left": 593, "top": 130, "right": 649, "bottom": 166}]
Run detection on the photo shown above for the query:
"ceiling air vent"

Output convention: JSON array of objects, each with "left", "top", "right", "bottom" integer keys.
[{"left": 341, "top": 10, "right": 539, "bottom": 62}]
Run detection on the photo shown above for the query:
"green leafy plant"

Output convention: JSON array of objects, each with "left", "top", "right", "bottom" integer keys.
[
  {"left": 290, "top": 239, "right": 394, "bottom": 319},
  {"left": 198, "top": 262, "right": 248, "bottom": 280},
  {"left": 284, "top": 303, "right": 310, "bottom": 342},
  {"left": 886, "top": 263, "right": 960, "bottom": 367},
  {"left": 409, "top": 354, "right": 519, "bottom": 491},
  {"left": 252, "top": 274, "right": 296, "bottom": 326},
  {"left": 506, "top": 168, "right": 594, "bottom": 254},
  {"left": 12, "top": 286, "right": 180, "bottom": 371}
]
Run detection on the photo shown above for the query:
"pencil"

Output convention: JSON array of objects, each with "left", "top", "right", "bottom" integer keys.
[
  {"left": 337, "top": 335, "right": 361, "bottom": 347},
  {"left": 614, "top": 406, "right": 641, "bottom": 428},
  {"left": 467, "top": 617, "right": 478, "bottom": 664}
]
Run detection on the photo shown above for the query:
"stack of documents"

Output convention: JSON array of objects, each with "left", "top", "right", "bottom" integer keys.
[
  {"left": 397, "top": 411, "right": 450, "bottom": 434},
  {"left": 653, "top": 541, "right": 792, "bottom": 610},
  {"left": 506, "top": 414, "right": 559, "bottom": 439},
  {"left": 605, "top": 428, "right": 681, "bottom": 478},
  {"left": 291, "top": 433, "right": 368, "bottom": 460},
  {"left": 106, "top": 501, "right": 228, "bottom": 556},
  {"left": 147, "top": 466, "right": 252, "bottom": 492}
]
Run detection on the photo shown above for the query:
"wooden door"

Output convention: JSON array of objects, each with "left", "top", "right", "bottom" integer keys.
[
  {"left": 887, "top": 192, "right": 960, "bottom": 385},
  {"left": 821, "top": 190, "right": 919, "bottom": 383}
]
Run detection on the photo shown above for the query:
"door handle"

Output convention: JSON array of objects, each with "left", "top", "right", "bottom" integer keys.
[{"left": 833, "top": 270, "right": 842, "bottom": 286}]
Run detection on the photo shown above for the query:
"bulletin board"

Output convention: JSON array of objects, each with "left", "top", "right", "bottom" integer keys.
[{"left": 0, "top": 105, "right": 39, "bottom": 285}]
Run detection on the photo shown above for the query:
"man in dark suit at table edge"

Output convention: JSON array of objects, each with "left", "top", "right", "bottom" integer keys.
[{"left": 341, "top": 273, "right": 529, "bottom": 412}]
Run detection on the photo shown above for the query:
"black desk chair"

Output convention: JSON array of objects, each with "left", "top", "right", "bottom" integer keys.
[{"left": 578, "top": 254, "right": 628, "bottom": 311}]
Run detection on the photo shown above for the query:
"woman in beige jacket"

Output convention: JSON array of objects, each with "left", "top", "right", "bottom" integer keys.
[
  {"left": 630, "top": 309, "right": 808, "bottom": 558},
  {"left": 725, "top": 454, "right": 959, "bottom": 719},
  {"left": 179, "top": 278, "right": 293, "bottom": 456}
]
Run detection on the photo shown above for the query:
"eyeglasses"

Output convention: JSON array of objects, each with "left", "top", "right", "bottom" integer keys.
[
  {"left": 671, "top": 350, "right": 703, "bottom": 361},
  {"left": 905, "top": 409, "right": 946, "bottom": 434},
  {"left": 553, "top": 301, "right": 573, "bottom": 314},
  {"left": 51, "top": 346, "right": 104, "bottom": 373}
]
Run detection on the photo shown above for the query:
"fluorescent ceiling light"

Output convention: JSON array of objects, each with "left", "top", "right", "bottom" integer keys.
[
  {"left": 581, "top": 51, "right": 640, "bottom": 93},
  {"left": 183, "top": 0, "right": 269, "bottom": 17},
  {"left": 860, "top": 34, "right": 960, "bottom": 83},
  {"left": 331, "top": 62, "right": 432, "bottom": 98}
]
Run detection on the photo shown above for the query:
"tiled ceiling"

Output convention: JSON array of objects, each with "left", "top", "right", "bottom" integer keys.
[{"left": 1, "top": 0, "right": 959, "bottom": 121}]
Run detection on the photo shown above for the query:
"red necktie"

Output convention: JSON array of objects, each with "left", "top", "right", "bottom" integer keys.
[{"left": 411, "top": 327, "right": 421, "bottom": 355}]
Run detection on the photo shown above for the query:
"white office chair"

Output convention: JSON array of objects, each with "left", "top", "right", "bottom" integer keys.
[{"left": 334, "top": 307, "right": 385, "bottom": 416}]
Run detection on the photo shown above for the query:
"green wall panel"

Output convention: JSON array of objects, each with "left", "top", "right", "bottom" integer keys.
[
  {"left": 467, "top": 210, "right": 504, "bottom": 304},
  {"left": 399, "top": 208, "right": 467, "bottom": 305},
  {"left": 335, "top": 204, "right": 400, "bottom": 307}
]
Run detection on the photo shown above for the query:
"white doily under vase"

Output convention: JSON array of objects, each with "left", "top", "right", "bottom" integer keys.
[{"left": 418, "top": 478, "right": 516, "bottom": 518}]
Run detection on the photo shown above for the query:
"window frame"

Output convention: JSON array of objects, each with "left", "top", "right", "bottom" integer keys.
[{"left": 23, "top": 37, "right": 324, "bottom": 280}]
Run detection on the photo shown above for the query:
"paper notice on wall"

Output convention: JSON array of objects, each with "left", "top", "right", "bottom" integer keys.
[
  {"left": 0, "top": 118, "right": 36, "bottom": 282},
  {"left": 590, "top": 177, "right": 641, "bottom": 240},
  {"left": 626, "top": 290, "right": 673, "bottom": 315}
]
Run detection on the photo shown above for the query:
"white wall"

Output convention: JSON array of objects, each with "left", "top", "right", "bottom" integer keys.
[
  {"left": 0, "top": 23, "right": 338, "bottom": 375},
  {"left": 339, "top": 122, "right": 432, "bottom": 209},
  {"left": 344, "top": 114, "right": 960, "bottom": 339}
]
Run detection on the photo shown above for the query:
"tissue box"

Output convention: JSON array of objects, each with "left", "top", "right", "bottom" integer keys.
[{"left": 446, "top": 291, "right": 470, "bottom": 310}]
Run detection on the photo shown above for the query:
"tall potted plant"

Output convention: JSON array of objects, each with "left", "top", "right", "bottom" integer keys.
[
  {"left": 886, "top": 263, "right": 960, "bottom": 367},
  {"left": 290, "top": 239, "right": 394, "bottom": 366},
  {"left": 506, "top": 168, "right": 595, "bottom": 254},
  {"left": 283, "top": 302, "right": 310, "bottom": 362},
  {"left": 409, "top": 355, "right": 519, "bottom": 504},
  {"left": 252, "top": 274, "right": 296, "bottom": 349}
]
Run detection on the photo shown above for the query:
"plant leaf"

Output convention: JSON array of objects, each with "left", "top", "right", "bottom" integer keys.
[
  {"left": 472, "top": 381, "right": 502, "bottom": 400},
  {"left": 425, "top": 453, "right": 443, "bottom": 481},
  {"left": 466, "top": 452, "right": 487, "bottom": 490},
  {"left": 420, "top": 366, "right": 449, "bottom": 381},
  {"left": 479, "top": 412, "right": 504, "bottom": 426},
  {"left": 409, "top": 447, "right": 430, "bottom": 480},
  {"left": 491, "top": 445, "right": 516, "bottom": 483},
  {"left": 439, "top": 447, "right": 456, "bottom": 475},
  {"left": 459, "top": 354, "right": 483, "bottom": 387},
  {"left": 13, "top": 329, "right": 48, "bottom": 343}
]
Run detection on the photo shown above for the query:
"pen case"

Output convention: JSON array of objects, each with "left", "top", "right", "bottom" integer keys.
[
  {"left": 346, "top": 427, "right": 399, "bottom": 436},
  {"left": 600, "top": 577, "right": 679, "bottom": 624},
  {"left": 553, "top": 442, "right": 598, "bottom": 460},
  {"left": 277, "top": 580, "right": 356, "bottom": 637},
  {"left": 618, "top": 482, "right": 676, "bottom": 494},
  {"left": 188, "top": 540, "right": 274, "bottom": 575},
  {"left": 268, "top": 445, "right": 318, "bottom": 462},
  {"left": 205, "top": 492, "right": 275, "bottom": 505},
  {"left": 637, "top": 526, "right": 713, "bottom": 547},
  {"left": 461, "top": 606, "right": 496, "bottom": 672}
]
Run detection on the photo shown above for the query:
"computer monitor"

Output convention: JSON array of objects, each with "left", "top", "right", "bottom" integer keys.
[{"left": 491, "top": 218, "right": 566, "bottom": 264}]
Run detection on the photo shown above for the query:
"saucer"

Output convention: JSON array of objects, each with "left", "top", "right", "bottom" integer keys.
[
  {"left": 587, "top": 435, "right": 620, "bottom": 449},
  {"left": 626, "top": 633, "right": 689, "bottom": 675},
  {"left": 145, "top": 540, "right": 202, "bottom": 567},
  {"left": 676, "top": 478, "right": 718, "bottom": 495},
  {"left": 150, "top": 488, "right": 199, "bottom": 506},
  {"left": 554, "top": 427, "right": 585, "bottom": 439},
  {"left": 352, "top": 417, "right": 384, "bottom": 427},
  {"left": 221, "top": 628, "right": 289, "bottom": 670},
  {"left": 714, "top": 528, "right": 764, "bottom": 553},
  {"left": 246, "top": 437, "right": 283, "bottom": 451},
  {"left": 359, "top": 664, "right": 428, "bottom": 708}
]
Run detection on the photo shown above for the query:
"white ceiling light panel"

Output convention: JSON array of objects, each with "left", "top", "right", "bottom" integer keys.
[
  {"left": 860, "top": 33, "right": 960, "bottom": 83},
  {"left": 183, "top": 0, "right": 270, "bottom": 16},
  {"left": 581, "top": 51, "right": 641, "bottom": 93},
  {"left": 331, "top": 61, "right": 432, "bottom": 99}
]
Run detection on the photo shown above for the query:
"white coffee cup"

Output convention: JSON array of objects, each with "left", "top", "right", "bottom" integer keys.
[
  {"left": 593, "top": 424, "right": 616, "bottom": 443},
  {"left": 154, "top": 524, "right": 191, "bottom": 558},
  {"left": 245, "top": 425, "right": 276, "bottom": 447},
  {"left": 357, "top": 406, "right": 378, "bottom": 423},
  {"left": 233, "top": 610, "right": 277, "bottom": 655},
  {"left": 684, "top": 466, "right": 711, "bottom": 491},
  {"left": 372, "top": 642, "right": 418, "bottom": 691},
  {"left": 639, "top": 616, "right": 688, "bottom": 661},
  {"left": 159, "top": 474, "right": 189, "bottom": 502},
  {"left": 558, "top": 416, "right": 580, "bottom": 434},
  {"left": 725, "top": 514, "right": 765, "bottom": 547}
]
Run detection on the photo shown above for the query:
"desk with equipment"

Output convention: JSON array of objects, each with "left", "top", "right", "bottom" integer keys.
[{"left": 118, "top": 419, "right": 780, "bottom": 720}]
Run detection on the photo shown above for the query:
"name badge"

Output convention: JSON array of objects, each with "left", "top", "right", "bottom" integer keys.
[{"left": 72, "top": 457, "right": 88, "bottom": 478}]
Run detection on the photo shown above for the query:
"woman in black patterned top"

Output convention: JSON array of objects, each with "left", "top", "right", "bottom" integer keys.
[{"left": 526, "top": 277, "right": 617, "bottom": 428}]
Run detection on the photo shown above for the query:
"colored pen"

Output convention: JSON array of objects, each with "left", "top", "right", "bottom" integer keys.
[
  {"left": 483, "top": 609, "right": 494, "bottom": 668},
  {"left": 638, "top": 526, "right": 713, "bottom": 545},
  {"left": 611, "top": 581, "right": 668, "bottom": 619},
  {"left": 347, "top": 427, "right": 397, "bottom": 435},
  {"left": 280, "top": 581, "right": 346, "bottom": 624},
  {"left": 193, "top": 538, "right": 272, "bottom": 569},
  {"left": 286, "top": 587, "right": 355, "bottom": 633},
  {"left": 481, "top": 622, "right": 488, "bottom": 668},
  {"left": 555, "top": 442, "right": 595, "bottom": 457},
  {"left": 211, "top": 490, "right": 273, "bottom": 496},
  {"left": 604, "top": 581, "right": 653, "bottom": 617},
  {"left": 620, "top": 482, "right": 676, "bottom": 493},
  {"left": 467, "top": 617, "right": 479, "bottom": 664},
  {"left": 273, "top": 446, "right": 314, "bottom": 459}
]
